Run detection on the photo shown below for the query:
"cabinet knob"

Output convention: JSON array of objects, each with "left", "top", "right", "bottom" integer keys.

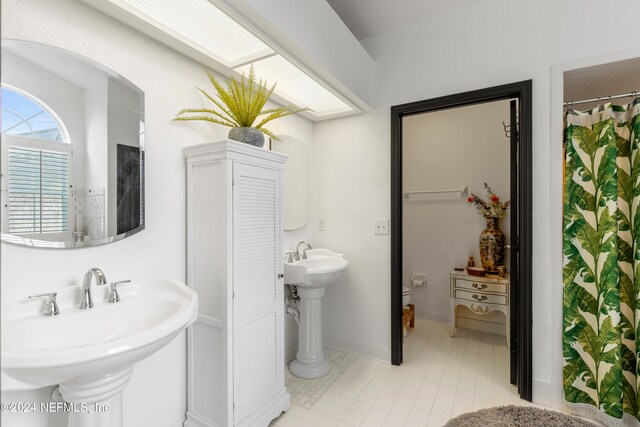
[
  {"left": 472, "top": 283, "right": 487, "bottom": 290},
  {"left": 277, "top": 274, "right": 284, "bottom": 279},
  {"left": 472, "top": 294, "right": 488, "bottom": 301}
]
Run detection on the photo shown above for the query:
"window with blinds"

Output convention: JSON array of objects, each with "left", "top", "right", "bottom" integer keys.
[{"left": 8, "top": 146, "right": 70, "bottom": 234}]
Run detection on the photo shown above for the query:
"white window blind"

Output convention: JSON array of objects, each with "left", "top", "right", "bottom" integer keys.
[{"left": 8, "top": 146, "right": 69, "bottom": 234}]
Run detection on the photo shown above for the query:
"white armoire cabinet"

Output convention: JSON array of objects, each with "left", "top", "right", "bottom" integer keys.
[{"left": 184, "top": 140, "right": 289, "bottom": 427}]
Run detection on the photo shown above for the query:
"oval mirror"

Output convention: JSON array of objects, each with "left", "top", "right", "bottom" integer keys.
[
  {"left": 272, "top": 135, "right": 308, "bottom": 230},
  {"left": 1, "top": 40, "right": 145, "bottom": 248}
]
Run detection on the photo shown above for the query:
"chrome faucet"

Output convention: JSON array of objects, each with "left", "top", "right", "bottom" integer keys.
[
  {"left": 81, "top": 268, "right": 107, "bottom": 309},
  {"left": 295, "top": 241, "right": 312, "bottom": 261}
]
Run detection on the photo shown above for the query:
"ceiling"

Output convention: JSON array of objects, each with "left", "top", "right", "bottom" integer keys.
[
  {"left": 326, "top": 0, "right": 488, "bottom": 41},
  {"left": 564, "top": 57, "right": 640, "bottom": 108}
]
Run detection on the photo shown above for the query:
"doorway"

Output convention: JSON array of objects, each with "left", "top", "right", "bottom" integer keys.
[{"left": 390, "top": 80, "right": 533, "bottom": 401}]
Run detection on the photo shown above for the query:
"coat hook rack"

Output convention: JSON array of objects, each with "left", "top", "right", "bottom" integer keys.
[
  {"left": 503, "top": 118, "right": 519, "bottom": 139},
  {"left": 502, "top": 121, "right": 511, "bottom": 138}
]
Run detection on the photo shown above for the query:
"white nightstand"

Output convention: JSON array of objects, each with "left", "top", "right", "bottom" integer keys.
[{"left": 449, "top": 270, "right": 510, "bottom": 348}]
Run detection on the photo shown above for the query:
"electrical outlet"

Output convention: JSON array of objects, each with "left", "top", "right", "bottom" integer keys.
[
  {"left": 374, "top": 219, "right": 389, "bottom": 235},
  {"left": 318, "top": 218, "right": 326, "bottom": 231}
]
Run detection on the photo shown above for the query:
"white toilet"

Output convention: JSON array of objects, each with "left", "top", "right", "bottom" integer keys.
[{"left": 402, "top": 286, "right": 411, "bottom": 307}]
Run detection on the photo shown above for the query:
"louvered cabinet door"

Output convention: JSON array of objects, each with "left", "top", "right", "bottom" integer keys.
[{"left": 232, "top": 162, "right": 283, "bottom": 424}]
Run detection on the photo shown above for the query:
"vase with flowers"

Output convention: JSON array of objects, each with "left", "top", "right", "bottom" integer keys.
[{"left": 467, "top": 183, "right": 510, "bottom": 274}]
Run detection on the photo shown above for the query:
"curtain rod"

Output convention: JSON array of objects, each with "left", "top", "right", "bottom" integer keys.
[{"left": 564, "top": 91, "right": 639, "bottom": 107}]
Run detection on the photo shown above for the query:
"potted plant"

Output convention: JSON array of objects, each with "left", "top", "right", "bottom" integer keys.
[
  {"left": 174, "top": 66, "right": 307, "bottom": 147},
  {"left": 467, "top": 183, "right": 510, "bottom": 273}
]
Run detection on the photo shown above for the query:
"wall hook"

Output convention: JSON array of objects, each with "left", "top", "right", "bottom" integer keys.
[{"left": 502, "top": 121, "right": 511, "bottom": 138}]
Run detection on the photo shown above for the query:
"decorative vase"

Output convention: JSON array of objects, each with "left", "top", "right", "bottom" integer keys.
[
  {"left": 467, "top": 256, "right": 475, "bottom": 267},
  {"left": 228, "top": 127, "right": 265, "bottom": 147},
  {"left": 479, "top": 216, "right": 505, "bottom": 273}
]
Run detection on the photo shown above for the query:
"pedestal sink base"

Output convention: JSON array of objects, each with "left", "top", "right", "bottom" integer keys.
[
  {"left": 290, "top": 286, "right": 331, "bottom": 379},
  {"left": 290, "top": 357, "right": 330, "bottom": 379},
  {"left": 59, "top": 367, "right": 132, "bottom": 427},
  {"left": 67, "top": 394, "right": 122, "bottom": 427}
]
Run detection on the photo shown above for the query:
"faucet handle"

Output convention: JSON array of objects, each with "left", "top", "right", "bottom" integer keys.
[
  {"left": 108, "top": 280, "right": 131, "bottom": 303},
  {"left": 28, "top": 292, "right": 60, "bottom": 317},
  {"left": 285, "top": 252, "right": 295, "bottom": 263}
]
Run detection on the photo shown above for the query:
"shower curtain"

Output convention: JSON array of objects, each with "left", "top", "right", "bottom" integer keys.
[{"left": 563, "top": 98, "right": 640, "bottom": 423}]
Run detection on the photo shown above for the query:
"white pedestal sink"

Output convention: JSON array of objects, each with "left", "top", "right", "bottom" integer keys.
[
  {"left": 284, "top": 249, "right": 348, "bottom": 379},
  {"left": 1, "top": 280, "right": 198, "bottom": 427}
]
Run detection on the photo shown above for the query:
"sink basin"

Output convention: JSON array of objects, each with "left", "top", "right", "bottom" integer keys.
[
  {"left": 2, "top": 280, "right": 198, "bottom": 390},
  {"left": 1, "top": 279, "right": 198, "bottom": 426},
  {"left": 284, "top": 248, "right": 349, "bottom": 287}
]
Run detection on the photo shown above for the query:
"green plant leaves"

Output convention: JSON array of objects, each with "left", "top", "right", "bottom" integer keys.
[
  {"left": 564, "top": 100, "right": 640, "bottom": 420},
  {"left": 174, "top": 66, "right": 308, "bottom": 140}
]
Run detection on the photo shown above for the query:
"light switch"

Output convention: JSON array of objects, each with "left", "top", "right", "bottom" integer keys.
[
  {"left": 374, "top": 219, "right": 389, "bottom": 235},
  {"left": 318, "top": 218, "right": 326, "bottom": 231}
]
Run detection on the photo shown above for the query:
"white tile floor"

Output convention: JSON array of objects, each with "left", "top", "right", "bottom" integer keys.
[
  {"left": 286, "top": 350, "right": 358, "bottom": 409},
  {"left": 273, "top": 318, "right": 532, "bottom": 427}
]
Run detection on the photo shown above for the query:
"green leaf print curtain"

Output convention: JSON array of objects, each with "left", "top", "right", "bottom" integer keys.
[{"left": 563, "top": 98, "right": 640, "bottom": 423}]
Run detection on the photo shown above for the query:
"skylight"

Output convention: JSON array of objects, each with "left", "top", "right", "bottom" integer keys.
[
  {"left": 236, "top": 56, "right": 352, "bottom": 117},
  {"left": 101, "top": 0, "right": 356, "bottom": 118},
  {"left": 117, "top": 0, "right": 273, "bottom": 66}
]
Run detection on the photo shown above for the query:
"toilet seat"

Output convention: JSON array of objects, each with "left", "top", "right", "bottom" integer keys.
[{"left": 402, "top": 287, "right": 411, "bottom": 307}]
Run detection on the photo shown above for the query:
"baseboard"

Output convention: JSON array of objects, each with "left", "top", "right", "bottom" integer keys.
[
  {"left": 171, "top": 416, "right": 187, "bottom": 427},
  {"left": 532, "top": 379, "right": 552, "bottom": 407},
  {"left": 549, "top": 375, "right": 564, "bottom": 409},
  {"left": 185, "top": 411, "right": 218, "bottom": 427},
  {"left": 322, "top": 335, "right": 390, "bottom": 364}
]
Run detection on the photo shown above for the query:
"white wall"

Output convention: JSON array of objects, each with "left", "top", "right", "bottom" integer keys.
[
  {"left": 403, "top": 101, "right": 510, "bottom": 332},
  {"left": 312, "top": 0, "right": 640, "bottom": 407},
  {"left": 0, "top": 0, "right": 313, "bottom": 425}
]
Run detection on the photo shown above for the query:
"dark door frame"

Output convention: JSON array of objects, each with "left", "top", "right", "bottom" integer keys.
[{"left": 390, "top": 80, "right": 533, "bottom": 401}]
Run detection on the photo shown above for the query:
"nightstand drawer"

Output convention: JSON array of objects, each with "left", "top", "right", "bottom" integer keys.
[
  {"left": 455, "top": 279, "right": 507, "bottom": 295},
  {"left": 454, "top": 289, "right": 507, "bottom": 305}
]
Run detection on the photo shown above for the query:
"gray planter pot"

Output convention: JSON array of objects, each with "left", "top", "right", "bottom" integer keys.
[{"left": 228, "top": 127, "right": 265, "bottom": 148}]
